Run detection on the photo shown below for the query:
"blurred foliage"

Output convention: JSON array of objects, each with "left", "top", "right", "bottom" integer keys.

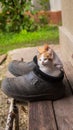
[
  {"left": 0, "top": 0, "right": 37, "bottom": 32},
  {"left": 38, "top": 15, "right": 49, "bottom": 26},
  {"left": 38, "top": 0, "right": 50, "bottom": 10},
  {"left": 0, "top": 0, "right": 50, "bottom": 32}
]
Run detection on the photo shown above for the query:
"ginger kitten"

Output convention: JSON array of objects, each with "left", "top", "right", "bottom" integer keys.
[{"left": 37, "top": 44, "right": 62, "bottom": 76}]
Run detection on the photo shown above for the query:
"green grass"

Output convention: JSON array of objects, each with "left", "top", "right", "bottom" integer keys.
[{"left": 0, "top": 25, "right": 59, "bottom": 55}]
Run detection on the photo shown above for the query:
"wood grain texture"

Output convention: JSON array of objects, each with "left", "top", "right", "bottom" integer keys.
[
  {"left": 53, "top": 71, "right": 73, "bottom": 130},
  {"left": 28, "top": 101, "right": 57, "bottom": 130},
  {"left": 62, "top": 62, "right": 73, "bottom": 91},
  {"left": 0, "top": 54, "right": 7, "bottom": 65}
]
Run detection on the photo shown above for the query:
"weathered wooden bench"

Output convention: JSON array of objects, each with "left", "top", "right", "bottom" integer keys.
[
  {"left": 5, "top": 63, "right": 73, "bottom": 130},
  {"left": 5, "top": 50, "right": 73, "bottom": 130},
  {"left": 28, "top": 62, "right": 73, "bottom": 130}
]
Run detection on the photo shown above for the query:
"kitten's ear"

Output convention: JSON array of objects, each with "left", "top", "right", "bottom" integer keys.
[
  {"left": 37, "top": 46, "right": 46, "bottom": 53},
  {"left": 43, "top": 44, "right": 49, "bottom": 51},
  {"left": 37, "top": 47, "right": 43, "bottom": 53},
  {"left": 37, "top": 44, "right": 49, "bottom": 53},
  {"left": 48, "top": 49, "right": 53, "bottom": 60}
]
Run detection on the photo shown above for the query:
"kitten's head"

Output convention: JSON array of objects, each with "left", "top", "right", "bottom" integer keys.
[{"left": 37, "top": 44, "right": 53, "bottom": 67}]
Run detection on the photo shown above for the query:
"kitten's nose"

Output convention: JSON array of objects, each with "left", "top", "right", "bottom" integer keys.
[{"left": 42, "top": 61, "right": 45, "bottom": 65}]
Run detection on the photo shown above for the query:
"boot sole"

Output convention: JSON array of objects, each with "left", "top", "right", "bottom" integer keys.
[{"left": 2, "top": 85, "right": 65, "bottom": 102}]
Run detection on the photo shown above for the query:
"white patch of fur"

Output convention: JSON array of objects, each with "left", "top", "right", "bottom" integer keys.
[{"left": 38, "top": 54, "right": 53, "bottom": 74}]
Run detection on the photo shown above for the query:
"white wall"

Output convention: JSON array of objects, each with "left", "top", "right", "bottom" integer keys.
[
  {"left": 59, "top": 0, "right": 73, "bottom": 65},
  {"left": 50, "top": 0, "right": 61, "bottom": 11}
]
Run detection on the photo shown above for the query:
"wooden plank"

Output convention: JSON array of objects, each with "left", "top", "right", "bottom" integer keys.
[
  {"left": 52, "top": 46, "right": 73, "bottom": 130},
  {"left": 0, "top": 54, "right": 7, "bottom": 65},
  {"left": 6, "top": 99, "right": 19, "bottom": 130},
  {"left": 5, "top": 99, "right": 15, "bottom": 130},
  {"left": 28, "top": 101, "right": 57, "bottom": 130},
  {"left": 54, "top": 47, "right": 73, "bottom": 91},
  {"left": 62, "top": 62, "right": 73, "bottom": 91},
  {"left": 53, "top": 74, "right": 73, "bottom": 130}
]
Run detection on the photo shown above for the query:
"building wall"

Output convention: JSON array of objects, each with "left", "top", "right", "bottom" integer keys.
[
  {"left": 61, "top": 0, "right": 73, "bottom": 34},
  {"left": 50, "top": 0, "right": 61, "bottom": 11},
  {"left": 59, "top": 0, "right": 73, "bottom": 65}
]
